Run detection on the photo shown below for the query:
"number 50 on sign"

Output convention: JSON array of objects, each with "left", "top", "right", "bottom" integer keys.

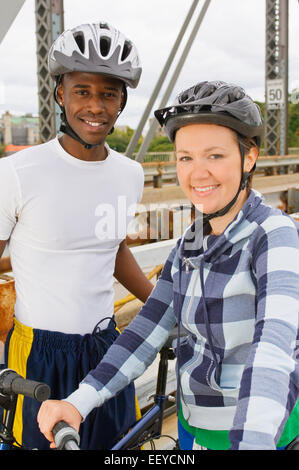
[{"left": 266, "top": 79, "right": 285, "bottom": 109}]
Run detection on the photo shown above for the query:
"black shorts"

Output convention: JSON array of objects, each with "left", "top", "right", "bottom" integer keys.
[{"left": 1, "top": 317, "right": 137, "bottom": 450}]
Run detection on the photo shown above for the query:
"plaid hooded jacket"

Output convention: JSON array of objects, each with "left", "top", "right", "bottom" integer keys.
[{"left": 66, "top": 190, "right": 299, "bottom": 449}]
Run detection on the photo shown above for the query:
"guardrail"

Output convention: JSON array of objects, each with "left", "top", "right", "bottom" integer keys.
[
  {"left": 134, "top": 149, "right": 299, "bottom": 162},
  {"left": 142, "top": 155, "right": 299, "bottom": 187}
]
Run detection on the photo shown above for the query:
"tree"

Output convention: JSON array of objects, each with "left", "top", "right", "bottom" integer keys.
[
  {"left": 255, "top": 100, "right": 299, "bottom": 149},
  {"left": 148, "top": 136, "right": 174, "bottom": 152},
  {"left": 106, "top": 126, "right": 141, "bottom": 153},
  {"left": 288, "top": 102, "right": 299, "bottom": 147}
]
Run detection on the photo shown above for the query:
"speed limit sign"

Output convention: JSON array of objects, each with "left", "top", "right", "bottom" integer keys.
[{"left": 266, "top": 79, "right": 285, "bottom": 109}]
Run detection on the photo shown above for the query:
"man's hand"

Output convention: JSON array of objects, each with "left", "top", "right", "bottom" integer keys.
[{"left": 37, "top": 400, "right": 82, "bottom": 449}]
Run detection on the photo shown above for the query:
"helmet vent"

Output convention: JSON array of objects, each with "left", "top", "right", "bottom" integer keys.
[
  {"left": 100, "top": 37, "right": 111, "bottom": 57},
  {"left": 73, "top": 32, "right": 85, "bottom": 53},
  {"left": 49, "top": 23, "right": 142, "bottom": 88},
  {"left": 121, "top": 41, "right": 132, "bottom": 61},
  {"left": 99, "top": 23, "right": 109, "bottom": 30}
]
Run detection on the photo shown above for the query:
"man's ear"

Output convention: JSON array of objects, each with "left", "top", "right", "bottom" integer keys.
[
  {"left": 56, "top": 79, "right": 64, "bottom": 107},
  {"left": 119, "top": 85, "right": 127, "bottom": 114}
]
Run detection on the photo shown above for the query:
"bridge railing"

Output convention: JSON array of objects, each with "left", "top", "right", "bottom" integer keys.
[{"left": 141, "top": 155, "right": 299, "bottom": 187}]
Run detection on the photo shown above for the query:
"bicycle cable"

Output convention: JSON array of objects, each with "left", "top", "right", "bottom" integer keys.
[
  {"left": 132, "top": 433, "right": 178, "bottom": 451},
  {"left": 0, "top": 422, "right": 25, "bottom": 449}
]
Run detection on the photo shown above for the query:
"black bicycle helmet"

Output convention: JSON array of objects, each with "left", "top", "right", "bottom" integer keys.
[
  {"left": 48, "top": 22, "right": 142, "bottom": 149},
  {"left": 154, "top": 80, "right": 264, "bottom": 222},
  {"left": 155, "top": 80, "right": 264, "bottom": 145}
]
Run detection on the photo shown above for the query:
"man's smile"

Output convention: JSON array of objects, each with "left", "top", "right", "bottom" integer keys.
[{"left": 79, "top": 117, "right": 108, "bottom": 130}]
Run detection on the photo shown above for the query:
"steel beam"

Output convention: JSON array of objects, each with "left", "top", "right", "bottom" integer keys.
[
  {"left": 265, "top": 0, "right": 289, "bottom": 159},
  {"left": 0, "top": 0, "right": 25, "bottom": 44},
  {"left": 135, "top": 0, "right": 211, "bottom": 162},
  {"left": 125, "top": 0, "right": 200, "bottom": 158},
  {"left": 279, "top": 0, "right": 289, "bottom": 156},
  {"left": 35, "top": 0, "right": 64, "bottom": 143}
]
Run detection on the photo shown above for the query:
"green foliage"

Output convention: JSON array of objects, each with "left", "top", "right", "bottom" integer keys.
[
  {"left": 106, "top": 127, "right": 174, "bottom": 154},
  {"left": 255, "top": 100, "right": 265, "bottom": 118},
  {"left": 106, "top": 126, "right": 137, "bottom": 153},
  {"left": 255, "top": 100, "right": 299, "bottom": 149},
  {"left": 0, "top": 144, "right": 5, "bottom": 157},
  {"left": 148, "top": 136, "right": 174, "bottom": 152},
  {"left": 288, "top": 102, "right": 299, "bottom": 147}
]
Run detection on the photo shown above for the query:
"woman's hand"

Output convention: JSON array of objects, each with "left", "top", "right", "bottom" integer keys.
[{"left": 37, "top": 400, "right": 82, "bottom": 449}]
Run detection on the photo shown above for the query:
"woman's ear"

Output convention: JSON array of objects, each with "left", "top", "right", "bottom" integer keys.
[{"left": 245, "top": 146, "right": 259, "bottom": 173}]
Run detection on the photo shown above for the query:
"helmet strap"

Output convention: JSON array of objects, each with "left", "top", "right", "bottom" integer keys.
[
  {"left": 59, "top": 111, "right": 102, "bottom": 149},
  {"left": 202, "top": 143, "right": 249, "bottom": 222}
]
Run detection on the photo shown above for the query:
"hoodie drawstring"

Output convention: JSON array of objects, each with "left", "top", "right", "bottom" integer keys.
[
  {"left": 176, "top": 258, "right": 184, "bottom": 413},
  {"left": 176, "top": 256, "right": 221, "bottom": 411},
  {"left": 199, "top": 260, "right": 221, "bottom": 384}
]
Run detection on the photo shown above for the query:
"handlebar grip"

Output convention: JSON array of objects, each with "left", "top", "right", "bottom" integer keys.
[
  {"left": 0, "top": 369, "right": 50, "bottom": 402},
  {"left": 11, "top": 377, "right": 50, "bottom": 401},
  {"left": 52, "top": 420, "right": 69, "bottom": 436},
  {"left": 53, "top": 421, "right": 80, "bottom": 450}
]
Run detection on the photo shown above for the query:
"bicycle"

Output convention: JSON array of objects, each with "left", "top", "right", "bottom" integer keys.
[
  {"left": 0, "top": 327, "right": 181, "bottom": 451},
  {"left": 0, "top": 369, "right": 51, "bottom": 450},
  {"left": 1, "top": 327, "right": 299, "bottom": 451},
  {"left": 50, "top": 327, "right": 181, "bottom": 451}
]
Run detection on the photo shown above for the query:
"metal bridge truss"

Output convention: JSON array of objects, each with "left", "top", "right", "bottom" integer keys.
[
  {"left": 35, "top": 0, "right": 64, "bottom": 143},
  {"left": 265, "top": 0, "right": 289, "bottom": 161},
  {"left": 33, "top": 0, "right": 290, "bottom": 155}
]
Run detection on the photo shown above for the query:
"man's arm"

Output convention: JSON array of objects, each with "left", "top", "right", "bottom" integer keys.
[
  {"left": 114, "top": 240, "right": 154, "bottom": 303},
  {"left": 0, "top": 240, "right": 6, "bottom": 258},
  {"left": 0, "top": 240, "right": 11, "bottom": 274}
]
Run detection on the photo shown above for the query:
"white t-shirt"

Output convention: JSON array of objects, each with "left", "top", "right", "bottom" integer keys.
[{"left": 0, "top": 137, "right": 144, "bottom": 334}]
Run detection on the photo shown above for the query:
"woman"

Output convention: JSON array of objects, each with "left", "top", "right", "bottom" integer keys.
[{"left": 38, "top": 81, "right": 299, "bottom": 450}]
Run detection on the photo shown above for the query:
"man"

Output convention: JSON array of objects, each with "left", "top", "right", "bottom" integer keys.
[{"left": 0, "top": 22, "right": 153, "bottom": 450}]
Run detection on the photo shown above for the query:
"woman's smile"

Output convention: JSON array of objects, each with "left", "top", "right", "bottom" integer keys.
[{"left": 192, "top": 184, "right": 220, "bottom": 197}]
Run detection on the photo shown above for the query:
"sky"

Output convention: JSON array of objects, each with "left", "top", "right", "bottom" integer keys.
[{"left": 0, "top": 0, "right": 299, "bottom": 131}]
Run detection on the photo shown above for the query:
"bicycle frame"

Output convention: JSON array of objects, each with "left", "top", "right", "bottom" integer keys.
[
  {"left": 111, "top": 397, "right": 167, "bottom": 450},
  {"left": 111, "top": 339, "right": 178, "bottom": 450},
  {"left": 0, "top": 392, "right": 18, "bottom": 449}
]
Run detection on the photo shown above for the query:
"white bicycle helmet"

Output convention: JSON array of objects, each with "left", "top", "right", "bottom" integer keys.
[{"left": 48, "top": 22, "right": 142, "bottom": 88}]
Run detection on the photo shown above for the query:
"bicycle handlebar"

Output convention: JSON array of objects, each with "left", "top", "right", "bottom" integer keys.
[
  {"left": 52, "top": 421, "right": 80, "bottom": 450},
  {"left": 0, "top": 369, "right": 50, "bottom": 402}
]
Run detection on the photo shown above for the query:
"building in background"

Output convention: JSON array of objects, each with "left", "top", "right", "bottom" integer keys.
[{"left": 0, "top": 111, "right": 39, "bottom": 147}]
